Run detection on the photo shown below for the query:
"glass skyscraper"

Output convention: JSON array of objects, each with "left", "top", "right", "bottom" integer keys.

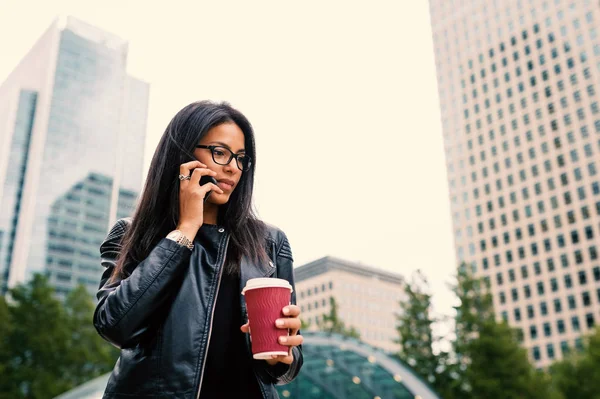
[
  {"left": 430, "top": 0, "right": 600, "bottom": 367},
  {"left": 0, "top": 16, "right": 149, "bottom": 297}
]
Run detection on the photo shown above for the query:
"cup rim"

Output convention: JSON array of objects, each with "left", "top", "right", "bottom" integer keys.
[{"left": 242, "top": 277, "right": 293, "bottom": 295}]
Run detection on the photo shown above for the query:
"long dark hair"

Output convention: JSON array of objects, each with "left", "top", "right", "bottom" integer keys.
[{"left": 111, "top": 101, "right": 268, "bottom": 280}]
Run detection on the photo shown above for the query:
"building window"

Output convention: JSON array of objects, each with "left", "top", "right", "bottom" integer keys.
[
  {"left": 583, "top": 292, "right": 591, "bottom": 306},
  {"left": 514, "top": 308, "right": 522, "bottom": 321},
  {"left": 579, "top": 271, "right": 587, "bottom": 285},
  {"left": 533, "top": 346, "right": 541, "bottom": 361},
  {"left": 575, "top": 250, "right": 583, "bottom": 264},
  {"left": 568, "top": 295, "right": 577, "bottom": 309},
  {"left": 554, "top": 298, "right": 562, "bottom": 313},
  {"left": 565, "top": 274, "right": 573, "bottom": 288},
  {"left": 586, "top": 313, "right": 595, "bottom": 328},
  {"left": 527, "top": 305, "right": 535, "bottom": 319},
  {"left": 544, "top": 322, "right": 552, "bottom": 337},
  {"left": 572, "top": 316, "right": 581, "bottom": 331},
  {"left": 561, "top": 341, "right": 570, "bottom": 355},
  {"left": 537, "top": 281, "right": 545, "bottom": 295},
  {"left": 556, "top": 319, "right": 565, "bottom": 334},
  {"left": 530, "top": 325, "right": 538, "bottom": 339},
  {"left": 540, "top": 301, "right": 548, "bottom": 316},
  {"left": 547, "top": 344, "right": 555, "bottom": 360}
]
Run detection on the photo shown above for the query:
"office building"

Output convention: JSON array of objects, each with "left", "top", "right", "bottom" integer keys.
[
  {"left": 429, "top": 0, "right": 600, "bottom": 366},
  {"left": 295, "top": 256, "right": 405, "bottom": 353},
  {"left": 0, "top": 16, "right": 149, "bottom": 296}
]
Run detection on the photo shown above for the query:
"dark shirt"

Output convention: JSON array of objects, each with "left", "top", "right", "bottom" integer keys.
[{"left": 200, "top": 270, "right": 263, "bottom": 398}]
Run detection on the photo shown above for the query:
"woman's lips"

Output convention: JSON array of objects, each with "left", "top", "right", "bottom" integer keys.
[{"left": 217, "top": 181, "right": 233, "bottom": 191}]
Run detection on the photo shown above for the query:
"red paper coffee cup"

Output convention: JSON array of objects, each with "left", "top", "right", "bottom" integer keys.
[{"left": 242, "top": 277, "right": 293, "bottom": 359}]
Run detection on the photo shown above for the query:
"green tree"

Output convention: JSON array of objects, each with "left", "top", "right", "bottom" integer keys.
[
  {"left": 62, "top": 285, "right": 120, "bottom": 387},
  {"left": 550, "top": 326, "right": 600, "bottom": 398},
  {"left": 0, "top": 295, "right": 12, "bottom": 395},
  {"left": 0, "top": 274, "right": 118, "bottom": 398},
  {"left": 451, "top": 263, "right": 555, "bottom": 399},
  {"left": 318, "top": 297, "right": 360, "bottom": 339},
  {"left": 394, "top": 270, "right": 459, "bottom": 398},
  {"left": 395, "top": 270, "right": 437, "bottom": 384}
]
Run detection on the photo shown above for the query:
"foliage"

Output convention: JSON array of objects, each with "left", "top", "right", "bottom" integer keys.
[{"left": 0, "top": 275, "right": 118, "bottom": 398}]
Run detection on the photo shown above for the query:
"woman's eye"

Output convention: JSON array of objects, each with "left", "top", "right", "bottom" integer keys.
[{"left": 213, "top": 150, "right": 226, "bottom": 156}]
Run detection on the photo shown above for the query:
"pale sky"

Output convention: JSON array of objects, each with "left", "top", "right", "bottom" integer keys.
[{"left": 0, "top": 0, "right": 457, "bottom": 318}]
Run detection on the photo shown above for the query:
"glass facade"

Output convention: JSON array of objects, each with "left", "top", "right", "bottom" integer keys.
[
  {"left": 45, "top": 172, "right": 137, "bottom": 298},
  {"left": 0, "top": 90, "right": 37, "bottom": 291},
  {"left": 0, "top": 17, "right": 148, "bottom": 297}
]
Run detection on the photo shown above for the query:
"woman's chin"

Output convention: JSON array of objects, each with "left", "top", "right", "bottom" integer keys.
[{"left": 206, "top": 193, "right": 230, "bottom": 206}]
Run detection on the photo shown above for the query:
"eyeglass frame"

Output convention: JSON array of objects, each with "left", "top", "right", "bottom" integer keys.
[{"left": 195, "top": 145, "right": 252, "bottom": 171}]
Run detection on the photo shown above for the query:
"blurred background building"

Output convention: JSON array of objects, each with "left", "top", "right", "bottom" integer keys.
[
  {"left": 0, "top": 16, "right": 149, "bottom": 298},
  {"left": 430, "top": 0, "right": 600, "bottom": 366},
  {"left": 295, "top": 256, "right": 405, "bottom": 353}
]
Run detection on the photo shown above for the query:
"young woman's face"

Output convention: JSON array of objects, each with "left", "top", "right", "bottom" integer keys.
[{"left": 194, "top": 122, "right": 247, "bottom": 205}]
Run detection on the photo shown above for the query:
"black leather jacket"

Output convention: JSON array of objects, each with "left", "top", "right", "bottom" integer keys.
[{"left": 93, "top": 218, "right": 303, "bottom": 398}]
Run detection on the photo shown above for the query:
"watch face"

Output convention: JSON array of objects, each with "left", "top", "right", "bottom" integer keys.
[{"left": 167, "top": 231, "right": 183, "bottom": 240}]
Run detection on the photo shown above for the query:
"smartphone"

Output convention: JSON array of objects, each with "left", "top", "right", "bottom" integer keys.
[{"left": 199, "top": 175, "right": 218, "bottom": 202}]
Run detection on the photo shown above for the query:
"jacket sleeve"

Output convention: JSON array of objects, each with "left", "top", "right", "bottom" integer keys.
[
  {"left": 261, "top": 230, "right": 304, "bottom": 385},
  {"left": 93, "top": 218, "right": 193, "bottom": 349}
]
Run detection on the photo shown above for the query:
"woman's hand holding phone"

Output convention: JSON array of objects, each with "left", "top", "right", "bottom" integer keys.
[{"left": 177, "top": 161, "right": 223, "bottom": 239}]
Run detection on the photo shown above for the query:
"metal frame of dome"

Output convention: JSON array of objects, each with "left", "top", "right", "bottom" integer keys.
[
  {"left": 54, "top": 332, "right": 442, "bottom": 399},
  {"left": 276, "top": 332, "right": 442, "bottom": 399}
]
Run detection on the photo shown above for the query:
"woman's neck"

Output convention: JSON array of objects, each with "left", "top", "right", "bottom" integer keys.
[{"left": 203, "top": 202, "right": 219, "bottom": 225}]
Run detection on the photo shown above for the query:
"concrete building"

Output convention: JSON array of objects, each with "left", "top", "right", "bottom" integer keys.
[
  {"left": 295, "top": 256, "right": 405, "bottom": 353},
  {"left": 429, "top": 0, "right": 600, "bottom": 366},
  {"left": 0, "top": 16, "right": 149, "bottom": 296}
]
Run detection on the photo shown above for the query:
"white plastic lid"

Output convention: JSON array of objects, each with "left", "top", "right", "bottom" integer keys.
[{"left": 241, "top": 277, "right": 293, "bottom": 295}]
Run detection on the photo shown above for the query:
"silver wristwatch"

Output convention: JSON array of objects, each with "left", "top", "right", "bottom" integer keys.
[{"left": 166, "top": 230, "right": 194, "bottom": 250}]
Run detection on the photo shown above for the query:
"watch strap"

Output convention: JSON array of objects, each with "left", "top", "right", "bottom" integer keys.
[{"left": 166, "top": 230, "right": 194, "bottom": 250}]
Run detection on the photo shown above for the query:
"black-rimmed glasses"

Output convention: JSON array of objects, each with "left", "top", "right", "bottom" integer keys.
[{"left": 196, "top": 145, "right": 252, "bottom": 171}]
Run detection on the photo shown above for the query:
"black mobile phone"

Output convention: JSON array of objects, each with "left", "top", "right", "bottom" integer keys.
[{"left": 199, "top": 175, "right": 218, "bottom": 202}]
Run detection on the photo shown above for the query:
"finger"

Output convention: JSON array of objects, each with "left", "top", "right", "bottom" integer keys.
[
  {"left": 179, "top": 161, "right": 207, "bottom": 176},
  {"left": 282, "top": 305, "right": 300, "bottom": 317},
  {"left": 276, "top": 318, "right": 301, "bottom": 331},
  {"left": 270, "top": 354, "right": 293, "bottom": 365},
  {"left": 198, "top": 183, "right": 223, "bottom": 198},
  {"left": 240, "top": 323, "right": 249, "bottom": 333},
  {"left": 279, "top": 334, "right": 303, "bottom": 347},
  {"left": 189, "top": 167, "right": 217, "bottom": 186}
]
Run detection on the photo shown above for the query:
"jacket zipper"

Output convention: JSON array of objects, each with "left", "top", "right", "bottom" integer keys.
[{"left": 196, "top": 234, "right": 230, "bottom": 399}]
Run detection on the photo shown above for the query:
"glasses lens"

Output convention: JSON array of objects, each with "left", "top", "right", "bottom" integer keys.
[
  {"left": 212, "top": 146, "right": 231, "bottom": 165},
  {"left": 237, "top": 155, "right": 251, "bottom": 171}
]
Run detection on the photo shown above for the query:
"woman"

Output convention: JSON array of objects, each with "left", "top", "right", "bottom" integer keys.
[{"left": 93, "top": 101, "right": 303, "bottom": 398}]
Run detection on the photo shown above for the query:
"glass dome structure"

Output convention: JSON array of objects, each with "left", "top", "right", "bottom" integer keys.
[{"left": 54, "top": 332, "right": 442, "bottom": 399}]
